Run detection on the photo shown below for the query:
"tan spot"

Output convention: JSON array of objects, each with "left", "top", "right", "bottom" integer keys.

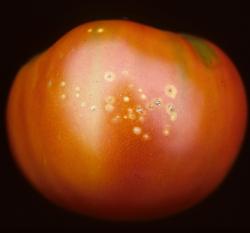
[
  {"left": 128, "top": 112, "right": 136, "bottom": 120},
  {"left": 140, "top": 94, "right": 147, "bottom": 100},
  {"left": 105, "top": 104, "right": 114, "bottom": 112},
  {"left": 142, "top": 133, "right": 150, "bottom": 140},
  {"left": 75, "top": 86, "right": 80, "bottom": 91},
  {"left": 80, "top": 102, "right": 86, "bottom": 107},
  {"left": 133, "top": 126, "right": 142, "bottom": 135},
  {"left": 90, "top": 105, "right": 97, "bottom": 112},
  {"left": 60, "top": 94, "right": 66, "bottom": 100},
  {"left": 138, "top": 116, "right": 145, "bottom": 122},
  {"left": 128, "top": 83, "right": 134, "bottom": 89},
  {"left": 154, "top": 98, "right": 162, "bottom": 106},
  {"left": 122, "top": 70, "right": 129, "bottom": 76},
  {"left": 170, "top": 112, "right": 177, "bottom": 121},
  {"left": 165, "top": 85, "right": 177, "bottom": 99},
  {"left": 97, "top": 28, "right": 104, "bottom": 33},
  {"left": 47, "top": 80, "right": 52, "bottom": 87},
  {"left": 105, "top": 96, "right": 116, "bottom": 104},
  {"left": 146, "top": 102, "right": 155, "bottom": 111},
  {"left": 166, "top": 103, "right": 175, "bottom": 114},
  {"left": 123, "top": 96, "right": 130, "bottom": 103},
  {"left": 163, "top": 127, "right": 170, "bottom": 136},
  {"left": 166, "top": 103, "right": 177, "bottom": 121},
  {"left": 104, "top": 71, "right": 115, "bottom": 82},
  {"left": 60, "top": 81, "right": 66, "bottom": 87},
  {"left": 112, "top": 115, "right": 121, "bottom": 123},
  {"left": 127, "top": 108, "right": 133, "bottom": 113}
]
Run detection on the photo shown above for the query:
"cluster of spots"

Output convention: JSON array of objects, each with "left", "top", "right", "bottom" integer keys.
[
  {"left": 48, "top": 69, "right": 178, "bottom": 140},
  {"left": 102, "top": 76, "right": 178, "bottom": 140}
]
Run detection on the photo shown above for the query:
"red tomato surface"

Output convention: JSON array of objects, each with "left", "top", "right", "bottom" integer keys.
[{"left": 7, "top": 20, "right": 247, "bottom": 221}]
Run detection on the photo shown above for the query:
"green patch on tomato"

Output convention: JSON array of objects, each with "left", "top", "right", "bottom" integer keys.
[{"left": 182, "top": 34, "right": 217, "bottom": 67}]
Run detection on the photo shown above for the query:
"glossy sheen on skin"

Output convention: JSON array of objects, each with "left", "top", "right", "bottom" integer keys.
[{"left": 7, "top": 20, "right": 247, "bottom": 221}]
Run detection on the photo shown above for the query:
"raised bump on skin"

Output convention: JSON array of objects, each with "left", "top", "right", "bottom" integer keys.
[
  {"left": 104, "top": 71, "right": 115, "bottom": 82},
  {"left": 133, "top": 126, "right": 142, "bottom": 135},
  {"left": 164, "top": 85, "right": 177, "bottom": 99}
]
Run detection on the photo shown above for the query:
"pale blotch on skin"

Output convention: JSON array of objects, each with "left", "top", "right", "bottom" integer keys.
[
  {"left": 104, "top": 71, "right": 115, "bottom": 82},
  {"left": 105, "top": 96, "right": 116, "bottom": 104},
  {"left": 97, "top": 28, "right": 104, "bottom": 33},
  {"left": 60, "top": 81, "right": 66, "bottom": 87},
  {"left": 128, "top": 112, "right": 136, "bottom": 120},
  {"left": 75, "top": 86, "right": 81, "bottom": 92},
  {"left": 47, "top": 80, "right": 52, "bottom": 88},
  {"left": 163, "top": 127, "right": 170, "bottom": 136},
  {"left": 122, "top": 70, "right": 129, "bottom": 76},
  {"left": 105, "top": 104, "right": 114, "bottom": 112},
  {"left": 60, "top": 94, "right": 66, "bottom": 100},
  {"left": 75, "top": 93, "right": 80, "bottom": 98},
  {"left": 165, "top": 85, "right": 177, "bottom": 99},
  {"left": 123, "top": 115, "right": 128, "bottom": 119},
  {"left": 142, "top": 133, "right": 150, "bottom": 140},
  {"left": 90, "top": 105, "right": 97, "bottom": 112},
  {"left": 127, "top": 108, "right": 136, "bottom": 120},
  {"left": 123, "top": 96, "right": 130, "bottom": 103},
  {"left": 127, "top": 108, "right": 133, "bottom": 113},
  {"left": 140, "top": 94, "right": 147, "bottom": 100},
  {"left": 170, "top": 112, "right": 177, "bottom": 121},
  {"left": 138, "top": 88, "right": 143, "bottom": 93},
  {"left": 138, "top": 116, "right": 145, "bottom": 123},
  {"left": 128, "top": 83, "right": 134, "bottom": 89},
  {"left": 87, "top": 28, "right": 93, "bottom": 33},
  {"left": 133, "top": 126, "right": 142, "bottom": 135},
  {"left": 80, "top": 102, "right": 86, "bottom": 107}
]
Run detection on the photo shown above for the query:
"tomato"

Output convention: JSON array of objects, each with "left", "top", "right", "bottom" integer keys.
[{"left": 7, "top": 20, "right": 247, "bottom": 221}]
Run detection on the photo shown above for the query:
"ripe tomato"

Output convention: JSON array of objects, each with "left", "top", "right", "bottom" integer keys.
[{"left": 7, "top": 20, "right": 247, "bottom": 221}]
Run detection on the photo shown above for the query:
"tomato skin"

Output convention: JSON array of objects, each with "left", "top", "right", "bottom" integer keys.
[{"left": 7, "top": 20, "right": 247, "bottom": 221}]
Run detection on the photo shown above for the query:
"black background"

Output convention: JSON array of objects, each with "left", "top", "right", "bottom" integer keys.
[{"left": 0, "top": 0, "right": 250, "bottom": 231}]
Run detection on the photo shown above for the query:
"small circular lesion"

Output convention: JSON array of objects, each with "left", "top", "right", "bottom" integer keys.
[
  {"left": 105, "top": 104, "right": 114, "bottom": 113},
  {"left": 104, "top": 71, "right": 115, "bottom": 82},
  {"left": 133, "top": 126, "right": 142, "bottom": 135},
  {"left": 140, "top": 94, "right": 147, "bottom": 100},
  {"left": 166, "top": 103, "right": 177, "bottom": 121},
  {"left": 75, "top": 86, "right": 81, "bottom": 92},
  {"left": 47, "top": 80, "right": 52, "bottom": 88},
  {"left": 90, "top": 105, "right": 97, "bottom": 112},
  {"left": 105, "top": 96, "right": 116, "bottom": 104},
  {"left": 153, "top": 98, "right": 162, "bottom": 106},
  {"left": 97, "top": 28, "right": 104, "bottom": 33},
  {"left": 60, "top": 81, "right": 66, "bottom": 87},
  {"left": 164, "top": 85, "right": 177, "bottom": 99},
  {"left": 146, "top": 102, "right": 155, "bottom": 111},
  {"left": 142, "top": 133, "right": 151, "bottom": 141},
  {"left": 60, "top": 94, "right": 66, "bottom": 100},
  {"left": 111, "top": 115, "right": 122, "bottom": 123},
  {"left": 123, "top": 96, "right": 130, "bottom": 103},
  {"left": 163, "top": 125, "right": 171, "bottom": 136}
]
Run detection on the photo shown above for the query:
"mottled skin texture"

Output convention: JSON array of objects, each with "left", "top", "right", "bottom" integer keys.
[{"left": 7, "top": 20, "right": 247, "bottom": 220}]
